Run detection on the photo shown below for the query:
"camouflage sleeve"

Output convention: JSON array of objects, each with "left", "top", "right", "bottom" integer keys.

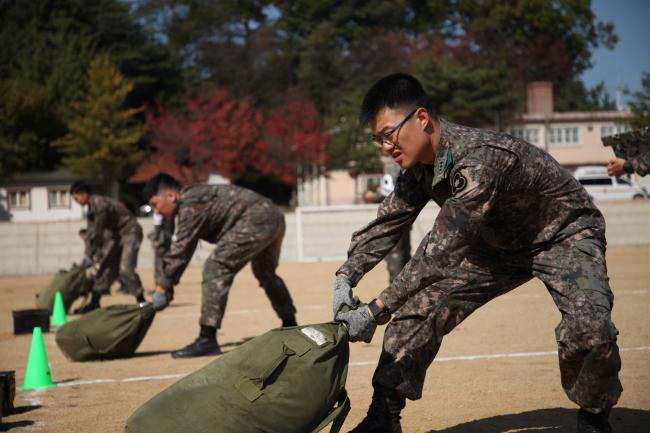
[
  {"left": 336, "top": 169, "right": 429, "bottom": 286},
  {"left": 86, "top": 198, "right": 110, "bottom": 263},
  {"left": 157, "top": 206, "right": 205, "bottom": 289},
  {"left": 628, "top": 152, "right": 650, "bottom": 176},
  {"left": 379, "top": 150, "right": 516, "bottom": 311}
]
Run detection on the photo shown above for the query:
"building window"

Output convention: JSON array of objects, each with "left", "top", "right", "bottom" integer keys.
[
  {"left": 511, "top": 127, "right": 539, "bottom": 145},
  {"left": 601, "top": 124, "right": 630, "bottom": 138},
  {"left": 549, "top": 127, "right": 579, "bottom": 145},
  {"left": 48, "top": 189, "right": 71, "bottom": 209},
  {"left": 7, "top": 190, "right": 31, "bottom": 210}
]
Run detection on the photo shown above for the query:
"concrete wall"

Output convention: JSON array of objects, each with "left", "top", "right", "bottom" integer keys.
[{"left": 1, "top": 200, "right": 649, "bottom": 275}]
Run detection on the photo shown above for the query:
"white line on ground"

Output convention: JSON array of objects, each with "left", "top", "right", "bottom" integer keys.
[
  {"left": 27, "top": 346, "right": 649, "bottom": 391},
  {"left": 349, "top": 346, "right": 650, "bottom": 366}
]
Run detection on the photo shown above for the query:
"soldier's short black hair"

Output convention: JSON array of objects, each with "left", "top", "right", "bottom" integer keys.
[
  {"left": 70, "top": 181, "right": 91, "bottom": 194},
  {"left": 359, "top": 73, "right": 435, "bottom": 125},
  {"left": 143, "top": 173, "right": 181, "bottom": 200}
]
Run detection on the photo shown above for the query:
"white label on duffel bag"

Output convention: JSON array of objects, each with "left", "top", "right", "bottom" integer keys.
[{"left": 301, "top": 327, "right": 328, "bottom": 346}]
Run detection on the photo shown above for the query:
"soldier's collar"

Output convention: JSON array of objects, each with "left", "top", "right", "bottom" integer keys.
[{"left": 431, "top": 118, "right": 454, "bottom": 188}]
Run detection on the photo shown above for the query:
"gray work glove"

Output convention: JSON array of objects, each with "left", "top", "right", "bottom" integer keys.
[
  {"left": 84, "top": 261, "right": 100, "bottom": 280},
  {"left": 152, "top": 290, "right": 170, "bottom": 312},
  {"left": 333, "top": 274, "right": 356, "bottom": 317},
  {"left": 335, "top": 304, "right": 377, "bottom": 343}
]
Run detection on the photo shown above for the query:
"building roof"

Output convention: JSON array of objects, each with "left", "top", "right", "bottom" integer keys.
[{"left": 0, "top": 170, "right": 102, "bottom": 188}]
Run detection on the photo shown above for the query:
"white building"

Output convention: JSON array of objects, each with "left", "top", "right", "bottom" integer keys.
[{"left": 0, "top": 171, "right": 99, "bottom": 222}]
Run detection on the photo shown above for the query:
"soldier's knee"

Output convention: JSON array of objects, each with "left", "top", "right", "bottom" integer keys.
[{"left": 556, "top": 315, "right": 618, "bottom": 358}]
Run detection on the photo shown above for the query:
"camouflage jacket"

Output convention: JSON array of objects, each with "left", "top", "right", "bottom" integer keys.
[
  {"left": 337, "top": 118, "right": 605, "bottom": 311},
  {"left": 149, "top": 216, "right": 175, "bottom": 250},
  {"left": 602, "top": 127, "right": 649, "bottom": 177},
  {"left": 157, "top": 184, "right": 278, "bottom": 289},
  {"left": 85, "top": 195, "right": 140, "bottom": 263}
]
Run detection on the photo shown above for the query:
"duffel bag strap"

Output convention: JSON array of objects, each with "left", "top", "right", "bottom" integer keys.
[
  {"left": 310, "top": 390, "right": 351, "bottom": 433},
  {"left": 235, "top": 343, "right": 295, "bottom": 402}
]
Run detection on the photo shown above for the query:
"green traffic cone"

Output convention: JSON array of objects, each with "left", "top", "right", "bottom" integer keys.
[
  {"left": 51, "top": 291, "right": 67, "bottom": 326},
  {"left": 19, "top": 327, "right": 56, "bottom": 390}
]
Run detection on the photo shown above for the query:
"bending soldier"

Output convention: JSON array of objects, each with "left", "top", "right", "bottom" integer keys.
[
  {"left": 71, "top": 181, "right": 146, "bottom": 313},
  {"left": 144, "top": 174, "right": 298, "bottom": 358}
]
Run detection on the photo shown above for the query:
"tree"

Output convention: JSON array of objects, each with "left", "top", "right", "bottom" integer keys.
[
  {"left": 0, "top": 0, "right": 181, "bottom": 179},
  {"left": 137, "top": 90, "right": 267, "bottom": 185},
  {"left": 626, "top": 71, "right": 650, "bottom": 129},
  {"left": 554, "top": 79, "right": 616, "bottom": 112},
  {"left": 415, "top": 58, "right": 517, "bottom": 128},
  {"left": 0, "top": 18, "right": 94, "bottom": 178},
  {"left": 262, "top": 98, "right": 329, "bottom": 184},
  {"left": 55, "top": 55, "right": 145, "bottom": 198}
]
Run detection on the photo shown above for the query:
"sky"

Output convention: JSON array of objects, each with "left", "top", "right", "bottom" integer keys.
[{"left": 581, "top": 0, "right": 650, "bottom": 106}]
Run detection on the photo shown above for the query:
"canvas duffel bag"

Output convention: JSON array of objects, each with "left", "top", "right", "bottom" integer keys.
[
  {"left": 55, "top": 303, "right": 155, "bottom": 361},
  {"left": 36, "top": 264, "right": 92, "bottom": 313},
  {"left": 125, "top": 321, "right": 350, "bottom": 433}
]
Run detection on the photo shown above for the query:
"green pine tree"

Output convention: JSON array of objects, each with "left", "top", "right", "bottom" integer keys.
[
  {"left": 55, "top": 54, "right": 144, "bottom": 198},
  {"left": 627, "top": 71, "right": 650, "bottom": 130}
]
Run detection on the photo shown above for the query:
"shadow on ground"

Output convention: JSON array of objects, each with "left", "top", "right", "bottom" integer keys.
[
  {"left": 132, "top": 350, "right": 173, "bottom": 358},
  {"left": 426, "top": 407, "right": 650, "bottom": 433},
  {"left": 1, "top": 420, "right": 35, "bottom": 431},
  {"left": 8, "top": 405, "right": 41, "bottom": 415}
]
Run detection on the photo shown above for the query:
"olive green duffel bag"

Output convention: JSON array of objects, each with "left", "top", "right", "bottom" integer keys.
[
  {"left": 125, "top": 321, "right": 350, "bottom": 433},
  {"left": 36, "top": 264, "right": 92, "bottom": 313},
  {"left": 55, "top": 303, "right": 155, "bottom": 361}
]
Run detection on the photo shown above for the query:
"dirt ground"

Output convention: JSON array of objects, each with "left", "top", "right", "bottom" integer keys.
[{"left": 1, "top": 246, "right": 649, "bottom": 433}]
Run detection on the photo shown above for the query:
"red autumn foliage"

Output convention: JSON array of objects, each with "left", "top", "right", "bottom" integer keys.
[
  {"left": 261, "top": 98, "right": 329, "bottom": 184},
  {"left": 133, "top": 90, "right": 328, "bottom": 186}
]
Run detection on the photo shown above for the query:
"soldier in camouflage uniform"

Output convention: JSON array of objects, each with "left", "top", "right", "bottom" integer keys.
[
  {"left": 144, "top": 174, "right": 298, "bottom": 358},
  {"left": 605, "top": 127, "right": 649, "bottom": 177},
  {"left": 333, "top": 74, "right": 621, "bottom": 433},
  {"left": 71, "top": 181, "right": 146, "bottom": 313}
]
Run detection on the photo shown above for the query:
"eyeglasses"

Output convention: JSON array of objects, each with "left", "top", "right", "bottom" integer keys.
[{"left": 371, "top": 108, "right": 418, "bottom": 147}]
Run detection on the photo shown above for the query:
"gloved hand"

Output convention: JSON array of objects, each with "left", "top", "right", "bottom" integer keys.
[
  {"left": 84, "top": 262, "right": 100, "bottom": 279},
  {"left": 333, "top": 274, "right": 356, "bottom": 317},
  {"left": 335, "top": 304, "right": 377, "bottom": 343},
  {"left": 80, "top": 256, "right": 93, "bottom": 268},
  {"left": 152, "top": 289, "right": 170, "bottom": 312}
]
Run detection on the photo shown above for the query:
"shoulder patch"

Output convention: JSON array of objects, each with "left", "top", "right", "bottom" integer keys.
[{"left": 451, "top": 171, "right": 467, "bottom": 195}]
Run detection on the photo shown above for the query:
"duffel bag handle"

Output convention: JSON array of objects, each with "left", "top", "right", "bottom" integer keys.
[
  {"left": 235, "top": 343, "right": 295, "bottom": 402},
  {"left": 310, "top": 390, "right": 351, "bottom": 433}
]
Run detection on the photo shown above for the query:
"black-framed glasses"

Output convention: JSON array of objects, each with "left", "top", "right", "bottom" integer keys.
[{"left": 371, "top": 108, "right": 418, "bottom": 147}]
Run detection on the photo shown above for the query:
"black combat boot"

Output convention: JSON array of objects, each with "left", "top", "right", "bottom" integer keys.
[
  {"left": 172, "top": 326, "right": 222, "bottom": 358},
  {"left": 73, "top": 293, "right": 100, "bottom": 314},
  {"left": 577, "top": 409, "right": 612, "bottom": 433},
  {"left": 348, "top": 386, "right": 405, "bottom": 433},
  {"left": 282, "top": 316, "right": 298, "bottom": 327}
]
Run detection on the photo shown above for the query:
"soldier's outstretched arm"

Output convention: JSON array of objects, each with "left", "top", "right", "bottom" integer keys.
[
  {"left": 379, "top": 150, "right": 516, "bottom": 312},
  {"left": 336, "top": 168, "right": 429, "bottom": 286},
  {"left": 628, "top": 152, "right": 650, "bottom": 177},
  {"left": 156, "top": 206, "right": 205, "bottom": 290}
]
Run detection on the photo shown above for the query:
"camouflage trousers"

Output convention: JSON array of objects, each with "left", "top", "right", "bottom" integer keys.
[
  {"left": 93, "top": 226, "right": 144, "bottom": 296},
  {"left": 373, "top": 234, "right": 622, "bottom": 413},
  {"left": 200, "top": 202, "right": 297, "bottom": 328},
  {"left": 386, "top": 229, "right": 412, "bottom": 283}
]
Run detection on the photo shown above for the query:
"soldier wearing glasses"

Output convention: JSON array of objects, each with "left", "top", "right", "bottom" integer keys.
[{"left": 333, "top": 74, "right": 621, "bottom": 433}]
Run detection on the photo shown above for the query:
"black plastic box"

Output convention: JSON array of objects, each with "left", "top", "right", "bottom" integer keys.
[{"left": 12, "top": 309, "right": 50, "bottom": 335}]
